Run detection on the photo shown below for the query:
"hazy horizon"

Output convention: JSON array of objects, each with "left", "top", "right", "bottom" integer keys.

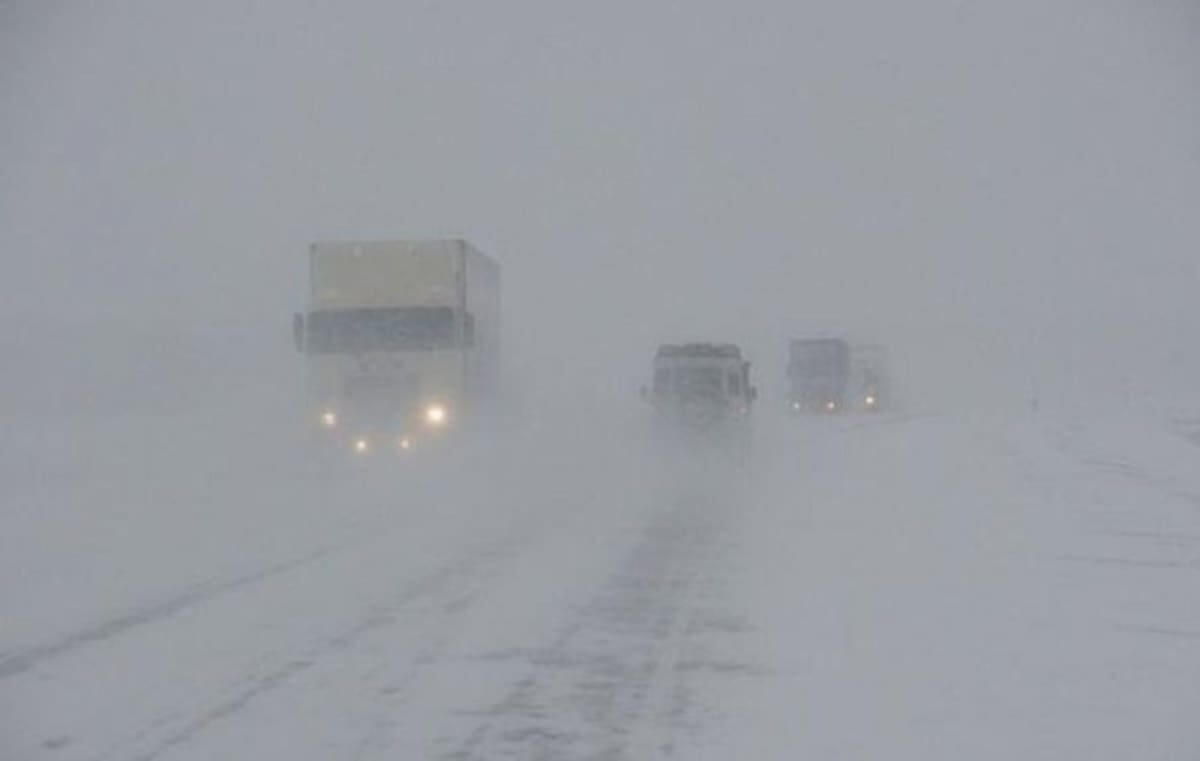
[{"left": 4, "top": 0, "right": 1199, "bottom": 413}]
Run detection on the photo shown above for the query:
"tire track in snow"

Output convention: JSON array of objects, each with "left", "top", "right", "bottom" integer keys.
[
  {"left": 0, "top": 544, "right": 345, "bottom": 681},
  {"left": 347, "top": 589, "right": 482, "bottom": 761},
  {"left": 439, "top": 502, "right": 729, "bottom": 761},
  {"left": 97, "top": 538, "right": 522, "bottom": 761}
]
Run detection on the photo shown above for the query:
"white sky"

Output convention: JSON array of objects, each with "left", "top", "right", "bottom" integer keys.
[{"left": 3, "top": 0, "right": 1199, "bottom": 410}]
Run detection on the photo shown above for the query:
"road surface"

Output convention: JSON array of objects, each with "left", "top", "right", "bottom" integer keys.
[{"left": 4, "top": 408, "right": 1200, "bottom": 759}]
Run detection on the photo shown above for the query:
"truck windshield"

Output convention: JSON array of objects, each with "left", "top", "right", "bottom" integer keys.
[
  {"left": 673, "top": 366, "right": 724, "bottom": 396},
  {"left": 305, "top": 307, "right": 456, "bottom": 353}
]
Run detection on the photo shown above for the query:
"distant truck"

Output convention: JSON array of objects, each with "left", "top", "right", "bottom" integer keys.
[
  {"left": 787, "top": 338, "right": 850, "bottom": 413},
  {"left": 292, "top": 240, "right": 500, "bottom": 454},
  {"left": 849, "top": 343, "right": 890, "bottom": 412},
  {"left": 645, "top": 343, "right": 756, "bottom": 432}
]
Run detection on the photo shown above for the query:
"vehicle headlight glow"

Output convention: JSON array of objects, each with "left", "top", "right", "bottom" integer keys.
[
  {"left": 398, "top": 436, "right": 412, "bottom": 450},
  {"left": 321, "top": 410, "right": 337, "bottom": 427},
  {"left": 425, "top": 404, "right": 448, "bottom": 427},
  {"left": 791, "top": 401, "right": 801, "bottom": 410},
  {"left": 825, "top": 401, "right": 837, "bottom": 411},
  {"left": 865, "top": 395, "right": 876, "bottom": 406},
  {"left": 353, "top": 437, "right": 369, "bottom": 453}
]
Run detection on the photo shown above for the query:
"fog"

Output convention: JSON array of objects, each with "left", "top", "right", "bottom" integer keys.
[
  {"left": 4, "top": 0, "right": 1199, "bottom": 415},
  {"left": 4, "top": 2, "right": 1200, "bottom": 759}
]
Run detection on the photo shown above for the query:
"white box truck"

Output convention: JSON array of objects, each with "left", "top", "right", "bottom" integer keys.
[{"left": 293, "top": 240, "right": 500, "bottom": 454}]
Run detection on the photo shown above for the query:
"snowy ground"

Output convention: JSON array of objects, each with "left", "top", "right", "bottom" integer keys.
[{"left": 4, "top": 403, "right": 1200, "bottom": 760}]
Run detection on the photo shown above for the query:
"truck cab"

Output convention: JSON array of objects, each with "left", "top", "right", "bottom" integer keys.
[
  {"left": 645, "top": 343, "right": 756, "bottom": 433},
  {"left": 293, "top": 240, "right": 500, "bottom": 455}
]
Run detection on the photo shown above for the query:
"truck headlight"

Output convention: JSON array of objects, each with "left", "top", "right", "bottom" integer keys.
[
  {"left": 825, "top": 401, "right": 837, "bottom": 411},
  {"left": 865, "top": 395, "right": 876, "bottom": 407},
  {"left": 321, "top": 410, "right": 337, "bottom": 428},
  {"left": 398, "top": 436, "right": 412, "bottom": 451},
  {"left": 425, "top": 404, "right": 448, "bottom": 427},
  {"left": 353, "top": 437, "right": 369, "bottom": 454}
]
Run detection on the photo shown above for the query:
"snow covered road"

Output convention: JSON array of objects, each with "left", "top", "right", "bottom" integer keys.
[{"left": 4, "top": 409, "right": 1200, "bottom": 759}]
